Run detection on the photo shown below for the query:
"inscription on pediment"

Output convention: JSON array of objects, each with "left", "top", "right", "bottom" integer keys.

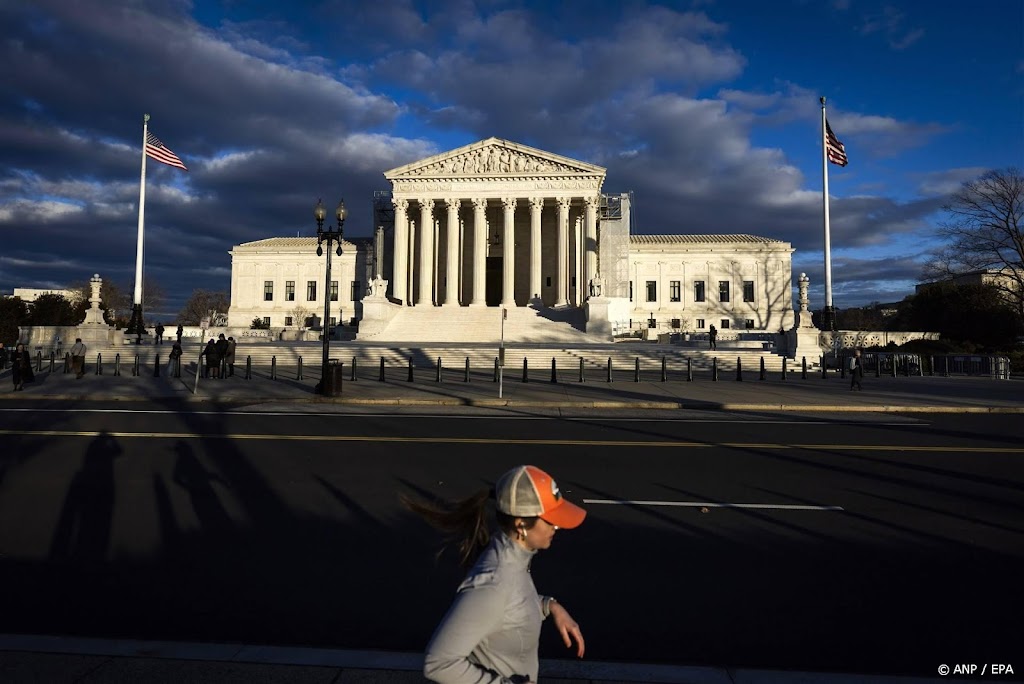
[{"left": 401, "top": 145, "right": 585, "bottom": 177}]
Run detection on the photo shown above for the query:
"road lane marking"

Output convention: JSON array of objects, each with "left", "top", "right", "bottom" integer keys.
[
  {"left": 584, "top": 499, "right": 845, "bottom": 511},
  {"left": 0, "top": 429, "right": 1021, "bottom": 453}
]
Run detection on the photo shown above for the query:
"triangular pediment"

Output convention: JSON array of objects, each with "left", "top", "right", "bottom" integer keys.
[{"left": 385, "top": 137, "right": 605, "bottom": 179}]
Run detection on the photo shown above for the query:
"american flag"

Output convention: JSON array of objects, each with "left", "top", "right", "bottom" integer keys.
[
  {"left": 825, "top": 120, "right": 848, "bottom": 167},
  {"left": 145, "top": 131, "right": 188, "bottom": 171}
]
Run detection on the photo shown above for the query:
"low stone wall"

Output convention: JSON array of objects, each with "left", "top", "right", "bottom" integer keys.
[{"left": 823, "top": 330, "right": 939, "bottom": 349}]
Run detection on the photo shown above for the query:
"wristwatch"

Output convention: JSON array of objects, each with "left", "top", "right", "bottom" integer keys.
[{"left": 542, "top": 596, "right": 557, "bottom": 617}]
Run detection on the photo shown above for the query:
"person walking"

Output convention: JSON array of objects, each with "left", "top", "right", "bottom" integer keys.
[
  {"left": 11, "top": 343, "right": 34, "bottom": 390},
  {"left": 70, "top": 338, "right": 87, "bottom": 379},
  {"left": 225, "top": 336, "right": 237, "bottom": 377},
  {"left": 407, "top": 464, "right": 587, "bottom": 684},
  {"left": 849, "top": 348, "right": 864, "bottom": 391},
  {"left": 155, "top": 322, "right": 165, "bottom": 344},
  {"left": 708, "top": 324, "right": 718, "bottom": 351},
  {"left": 176, "top": 324, "right": 184, "bottom": 343},
  {"left": 0, "top": 342, "right": 8, "bottom": 371},
  {"left": 214, "top": 334, "right": 229, "bottom": 379}
]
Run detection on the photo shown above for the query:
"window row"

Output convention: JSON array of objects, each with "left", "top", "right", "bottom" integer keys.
[
  {"left": 263, "top": 280, "right": 361, "bottom": 302},
  {"left": 632, "top": 279, "right": 755, "bottom": 304}
]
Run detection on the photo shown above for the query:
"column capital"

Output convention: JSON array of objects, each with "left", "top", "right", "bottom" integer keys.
[
  {"left": 417, "top": 198, "right": 434, "bottom": 209},
  {"left": 556, "top": 196, "right": 573, "bottom": 209},
  {"left": 585, "top": 195, "right": 601, "bottom": 208},
  {"left": 501, "top": 196, "right": 517, "bottom": 210},
  {"left": 471, "top": 197, "right": 488, "bottom": 211},
  {"left": 528, "top": 196, "right": 545, "bottom": 211},
  {"left": 393, "top": 197, "right": 409, "bottom": 211},
  {"left": 443, "top": 197, "right": 461, "bottom": 210}
]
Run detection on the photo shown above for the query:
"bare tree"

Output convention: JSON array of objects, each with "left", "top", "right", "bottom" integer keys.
[
  {"left": 177, "top": 289, "right": 230, "bottom": 325},
  {"left": 924, "top": 168, "right": 1024, "bottom": 316}
]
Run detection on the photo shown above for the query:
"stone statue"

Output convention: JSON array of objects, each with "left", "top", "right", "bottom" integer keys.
[{"left": 798, "top": 273, "right": 810, "bottom": 313}]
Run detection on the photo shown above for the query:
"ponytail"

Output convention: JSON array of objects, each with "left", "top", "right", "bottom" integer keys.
[{"left": 403, "top": 488, "right": 493, "bottom": 569}]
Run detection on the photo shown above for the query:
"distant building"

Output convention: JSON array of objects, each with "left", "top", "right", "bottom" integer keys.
[
  {"left": 9, "top": 287, "right": 81, "bottom": 302},
  {"left": 916, "top": 268, "right": 1023, "bottom": 311}
]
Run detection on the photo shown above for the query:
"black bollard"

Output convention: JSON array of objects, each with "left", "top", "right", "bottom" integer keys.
[
  {"left": 436, "top": 357, "right": 442, "bottom": 383},
  {"left": 801, "top": 356, "right": 807, "bottom": 380},
  {"left": 821, "top": 356, "right": 827, "bottom": 379},
  {"left": 245, "top": 355, "right": 252, "bottom": 380},
  {"left": 175, "top": 356, "right": 182, "bottom": 378},
  {"left": 687, "top": 357, "right": 692, "bottom": 382},
  {"left": 36, "top": 351, "right": 42, "bottom": 371},
  {"left": 840, "top": 355, "right": 846, "bottom": 379},
  {"left": 759, "top": 356, "right": 766, "bottom": 381},
  {"left": 350, "top": 357, "right": 358, "bottom": 381},
  {"left": 712, "top": 356, "right": 718, "bottom": 381},
  {"left": 114, "top": 353, "right": 120, "bottom": 377},
  {"left": 736, "top": 357, "right": 742, "bottom": 381},
  {"left": 494, "top": 357, "right": 499, "bottom": 382},
  {"left": 661, "top": 356, "right": 667, "bottom": 382},
  {"left": 928, "top": 355, "right": 934, "bottom": 377},
  {"left": 579, "top": 357, "right": 585, "bottom": 383},
  {"left": 464, "top": 357, "right": 470, "bottom": 383},
  {"left": 781, "top": 356, "right": 788, "bottom": 381},
  {"left": 297, "top": 357, "right": 303, "bottom": 380},
  {"left": 48, "top": 352, "right": 55, "bottom": 373},
  {"left": 607, "top": 357, "right": 613, "bottom": 383},
  {"left": 271, "top": 355, "right": 277, "bottom": 380},
  {"left": 550, "top": 357, "right": 557, "bottom": 384},
  {"left": 64, "top": 352, "right": 70, "bottom": 374},
  {"left": 96, "top": 353, "right": 103, "bottom": 375},
  {"left": 154, "top": 352, "right": 160, "bottom": 378},
  {"left": 876, "top": 354, "right": 881, "bottom": 378},
  {"left": 380, "top": 357, "right": 386, "bottom": 382},
  {"left": 523, "top": 357, "right": 529, "bottom": 383},
  {"left": 891, "top": 355, "right": 897, "bottom": 378},
  {"left": 133, "top": 354, "right": 139, "bottom": 376},
  {"left": 408, "top": 357, "right": 414, "bottom": 382},
  {"left": 634, "top": 357, "right": 640, "bottom": 383}
]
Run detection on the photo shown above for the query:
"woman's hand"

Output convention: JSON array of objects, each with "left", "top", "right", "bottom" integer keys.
[{"left": 549, "top": 601, "right": 585, "bottom": 658}]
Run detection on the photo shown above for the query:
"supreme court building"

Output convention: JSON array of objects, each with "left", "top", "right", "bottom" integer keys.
[{"left": 228, "top": 138, "right": 795, "bottom": 342}]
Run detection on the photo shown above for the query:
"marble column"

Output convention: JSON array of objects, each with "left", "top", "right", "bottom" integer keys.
[
  {"left": 471, "top": 197, "right": 487, "bottom": 306},
  {"left": 528, "top": 197, "right": 543, "bottom": 302},
  {"left": 408, "top": 213, "right": 416, "bottom": 305},
  {"left": 555, "top": 197, "right": 571, "bottom": 307},
  {"left": 585, "top": 196, "right": 599, "bottom": 300},
  {"left": 417, "top": 199, "right": 434, "bottom": 306},
  {"left": 444, "top": 198, "right": 460, "bottom": 306},
  {"left": 501, "top": 197, "right": 516, "bottom": 307},
  {"left": 392, "top": 198, "right": 408, "bottom": 305},
  {"left": 574, "top": 213, "right": 583, "bottom": 307}
]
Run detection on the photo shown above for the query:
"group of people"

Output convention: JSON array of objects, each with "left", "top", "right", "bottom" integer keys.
[{"left": 201, "top": 333, "right": 236, "bottom": 378}]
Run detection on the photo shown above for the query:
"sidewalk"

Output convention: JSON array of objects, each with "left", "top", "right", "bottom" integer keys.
[
  {"left": 1, "top": 362, "right": 1021, "bottom": 412},
  {"left": 0, "top": 634, "right": 977, "bottom": 683}
]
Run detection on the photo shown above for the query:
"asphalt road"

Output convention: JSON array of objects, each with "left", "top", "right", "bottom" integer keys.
[{"left": 0, "top": 402, "right": 1021, "bottom": 679}]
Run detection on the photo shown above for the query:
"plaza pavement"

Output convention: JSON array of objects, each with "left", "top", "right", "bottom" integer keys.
[{"left": 0, "top": 362, "right": 1017, "bottom": 682}]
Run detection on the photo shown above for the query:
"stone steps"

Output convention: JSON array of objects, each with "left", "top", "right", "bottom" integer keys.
[{"left": 361, "top": 305, "right": 595, "bottom": 343}]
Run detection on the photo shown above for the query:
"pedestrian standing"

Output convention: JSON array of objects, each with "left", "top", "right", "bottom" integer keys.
[
  {"left": 155, "top": 322, "right": 165, "bottom": 344},
  {"left": 709, "top": 324, "right": 718, "bottom": 350},
  {"left": 849, "top": 348, "right": 863, "bottom": 391},
  {"left": 0, "top": 342, "right": 8, "bottom": 370},
  {"left": 214, "top": 333, "right": 229, "bottom": 379},
  {"left": 176, "top": 324, "right": 184, "bottom": 343},
  {"left": 203, "top": 338, "right": 219, "bottom": 378},
  {"left": 168, "top": 339, "right": 183, "bottom": 375},
  {"left": 70, "top": 338, "right": 87, "bottom": 379},
  {"left": 11, "top": 343, "right": 34, "bottom": 390},
  {"left": 225, "top": 336, "right": 237, "bottom": 377},
  {"left": 407, "top": 464, "right": 587, "bottom": 684}
]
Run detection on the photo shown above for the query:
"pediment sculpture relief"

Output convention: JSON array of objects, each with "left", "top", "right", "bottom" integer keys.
[{"left": 403, "top": 146, "right": 581, "bottom": 177}]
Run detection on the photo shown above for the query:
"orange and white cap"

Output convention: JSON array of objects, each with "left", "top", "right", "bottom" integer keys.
[{"left": 495, "top": 465, "right": 586, "bottom": 529}]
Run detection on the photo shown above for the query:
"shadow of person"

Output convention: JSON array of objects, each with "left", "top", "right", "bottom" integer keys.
[
  {"left": 172, "top": 440, "right": 233, "bottom": 535},
  {"left": 48, "top": 432, "right": 122, "bottom": 565}
]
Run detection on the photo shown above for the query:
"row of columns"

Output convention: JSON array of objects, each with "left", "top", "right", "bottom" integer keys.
[{"left": 390, "top": 196, "right": 599, "bottom": 308}]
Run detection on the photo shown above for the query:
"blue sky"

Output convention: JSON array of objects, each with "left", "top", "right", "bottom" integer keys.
[{"left": 1, "top": 0, "right": 1021, "bottom": 315}]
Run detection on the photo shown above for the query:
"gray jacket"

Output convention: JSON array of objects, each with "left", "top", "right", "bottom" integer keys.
[{"left": 424, "top": 532, "right": 551, "bottom": 683}]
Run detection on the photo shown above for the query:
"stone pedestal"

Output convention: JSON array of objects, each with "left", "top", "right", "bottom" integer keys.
[
  {"left": 585, "top": 296, "right": 629, "bottom": 342},
  {"left": 357, "top": 278, "right": 401, "bottom": 338},
  {"left": 786, "top": 272, "right": 823, "bottom": 360},
  {"left": 77, "top": 273, "right": 113, "bottom": 345}
]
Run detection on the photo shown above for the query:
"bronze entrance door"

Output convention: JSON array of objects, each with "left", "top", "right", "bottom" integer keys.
[{"left": 485, "top": 257, "right": 502, "bottom": 306}]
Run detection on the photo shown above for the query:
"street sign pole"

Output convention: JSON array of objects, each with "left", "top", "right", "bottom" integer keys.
[
  {"left": 499, "top": 308, "right": 506, "bottom": 399},
  {"left": 193, "top": 317, "right": 209, "bottom": 394}
]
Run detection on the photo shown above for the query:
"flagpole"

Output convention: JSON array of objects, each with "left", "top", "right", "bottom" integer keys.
[
  {"left": 820, "top": 96, "right": 835, "bottom": 331},
  {"left": 127, "top": 113, "right": 149, "bottom": 340}
]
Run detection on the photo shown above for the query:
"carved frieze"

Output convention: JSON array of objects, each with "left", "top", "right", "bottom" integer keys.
[{"left": 400, "top": 145, "right": 584, "bottom": 177}]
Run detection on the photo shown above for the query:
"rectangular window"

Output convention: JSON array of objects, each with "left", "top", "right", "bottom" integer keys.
[
  {"left": 694, "top": 280, "right": 705, "bottom": 302},
  {"left": 330, "top": 280, "right": 339, "bottom": 302},
  {"left": 351, "top": 280, "right": 362, "bottom": 301},
  {"left": 721, "top": 319, "right": 730, "bottom": 329},
  {"left": 307, "top": 281, "right": 317, "bottom": 301},
  {"left": 285, "top": 316, "right": 293, "bottom": 327},
  {"left": 670, "top": 281, "right": 681, "bottom": 302},
  {"left": 719, "top": 281, "right": 730, "bottom": 303},
  {"left": 546, "top": 276, "right": 552, "bottom": 287},
  {"left": 696, "top": 318, "right": 705, "bottom": 329},
  {"left": 646, "top": 280, "right": 657, "bottom": 302},
  {"left": 329, "top": 316, "right": 337, "bottom": 327},
  {"left": 263, "top": 281, "right": 273, "bottom": 301},
  {"left": 743, "top": 280, "right": 754, "bottom": 302},
  {"left": 745, "top": 319, "right": 755, "bottom": 329},
  {"left": 286, "top": 281, "right": 295, "bottom": 301},
  {"left": 262, "top": 317, "right": 271, "bottom": 327}
]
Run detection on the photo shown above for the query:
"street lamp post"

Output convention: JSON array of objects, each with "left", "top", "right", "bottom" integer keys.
[{"left": 314, "top": 198, "right": 347, "bottom": 395}]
